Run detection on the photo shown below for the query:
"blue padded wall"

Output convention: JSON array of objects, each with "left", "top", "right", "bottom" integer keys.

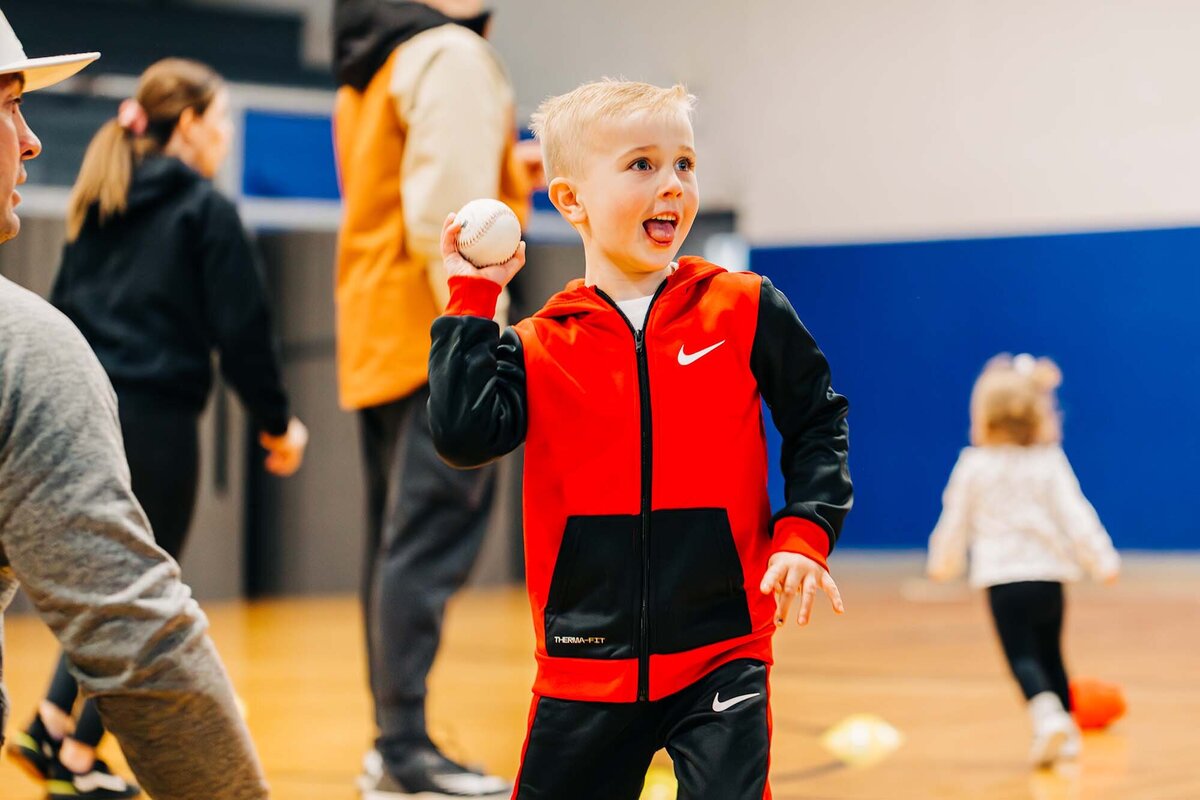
[{"left": 753, "top": 227, "right": 1200, "bottom": 550}]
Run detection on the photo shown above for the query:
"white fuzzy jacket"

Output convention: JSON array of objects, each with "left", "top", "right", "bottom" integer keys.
[{"left": 927, "top": 445, "right": 1120, "bottom": 588}]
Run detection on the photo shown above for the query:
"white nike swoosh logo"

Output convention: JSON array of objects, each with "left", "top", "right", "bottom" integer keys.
[
  {"left": 678, "top": 340, "right": 726, "bottom": 366},
  {"left": 712, "top": 691, "right": 761, "bottom": 712}
]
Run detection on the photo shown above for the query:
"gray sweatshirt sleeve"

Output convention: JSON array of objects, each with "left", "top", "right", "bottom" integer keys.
[{"left": 0, "top": 278, "right": 269, "bottom": 800}]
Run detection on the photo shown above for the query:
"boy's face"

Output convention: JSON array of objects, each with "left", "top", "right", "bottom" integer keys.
[{"left": 563, "top": 109, "right": 699, "bottom": 276}]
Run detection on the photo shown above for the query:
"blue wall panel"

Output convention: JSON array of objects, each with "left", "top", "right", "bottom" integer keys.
[
  {"left": 242, "top": 110, "right": 339, "bottom": 201},
  {"left": 753, "top": 227, "right": 1200, "bottom": 551}
]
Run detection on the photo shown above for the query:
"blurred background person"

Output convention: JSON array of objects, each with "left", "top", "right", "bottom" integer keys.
[
  {"left": 332, "top": 0, "right": 540, "bottom": 796},
  {"left": 11, "top": 56, "right": 307, "bottom": 799},
  {"left": 927, "top": 354, "right": 1120, "bottom": 768}
]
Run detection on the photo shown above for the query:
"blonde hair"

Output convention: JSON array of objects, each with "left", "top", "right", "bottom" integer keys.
[
  {"left": 67, "top": 58, "right": 223, "bottom": 241},
  {"left": 530, "top": 79, "right": 695, "bottom": 180},
  {"left": 970, "top": 353, "right": 1063, "bottom": 447}
]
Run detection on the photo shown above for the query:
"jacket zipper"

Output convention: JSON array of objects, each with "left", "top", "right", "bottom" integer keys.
[
  {"left": 633, "top": 326, "right": 652, "bottom": 701},
  {"left": 595, "top": 280, "right": 668, "bottom": 702}
]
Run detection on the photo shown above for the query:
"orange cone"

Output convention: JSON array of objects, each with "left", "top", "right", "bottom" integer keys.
[{"left": 1070, "top": 677, "right": 1126, "bottom": 730}]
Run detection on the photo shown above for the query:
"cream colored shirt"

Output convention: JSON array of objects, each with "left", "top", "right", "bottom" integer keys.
[
  {"left": 390, "top": 24, "right": 513, "bottom": 318},
  {"left": 927, "top": 445, "right": 1121, "bottom": 588}
]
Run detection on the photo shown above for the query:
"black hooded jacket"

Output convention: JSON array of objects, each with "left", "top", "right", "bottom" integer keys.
[
  {"left": 334, "top": 0, "right": 490, "bottom": 90},
  {"left": 51, "top": 156, "right": 290, "bottom": 436}
]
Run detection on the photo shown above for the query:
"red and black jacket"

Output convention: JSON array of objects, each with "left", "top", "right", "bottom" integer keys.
[{"left": 429, "top": 257, "right": 851, "bottom": 703}]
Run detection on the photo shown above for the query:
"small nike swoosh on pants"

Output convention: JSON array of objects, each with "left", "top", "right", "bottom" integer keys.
[{"left": 712, "top": 691, "right": 761, "bottom": 712}]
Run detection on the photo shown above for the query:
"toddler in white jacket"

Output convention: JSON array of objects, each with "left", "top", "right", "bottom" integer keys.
[{"left": 927, "top": 354, "right": 1119, "bottom": 768}]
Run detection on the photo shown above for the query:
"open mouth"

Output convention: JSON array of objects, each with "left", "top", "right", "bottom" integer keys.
[{"left": 643, "top": 212, "right": 678, "bottom": 246}]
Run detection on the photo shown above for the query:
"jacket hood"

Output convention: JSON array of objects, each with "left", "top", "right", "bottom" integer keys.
[
  {"left": 334, "top": 0, "right": 490, "bottom": 91},
  {"left": 534, "top": 257, "right": 728, "bottom": 321},
  {"left": 125, "top": 156, "right": 201, "bottom": 214}
]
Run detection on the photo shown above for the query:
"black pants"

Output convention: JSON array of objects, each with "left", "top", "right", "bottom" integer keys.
[
  {"left": 515, "top": 659, "right": 771, "bottom": 800},
  {"left": 44, "top": 391, "right": 199, "bottom": 746},
  {"left": 987, "top": 581, "right": 1071, "bottom": 710},
  {"left": 359, "top": 385, "right": 495, "bottom": 764}
]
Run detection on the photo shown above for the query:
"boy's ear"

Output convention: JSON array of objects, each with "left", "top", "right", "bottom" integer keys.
[{"left": 547, "top": 177, "right": 586, "bottom": 225}]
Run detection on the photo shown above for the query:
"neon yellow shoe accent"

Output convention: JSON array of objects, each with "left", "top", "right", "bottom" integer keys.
[
  {"left": 47, "top": 779, "right": 79, "bottom": 795},
  {"left": 6, "top": 731, "right": 51, "bottom": 783},
  {"left": 12, "top": 731, "right": 38, "bottom": 749}
]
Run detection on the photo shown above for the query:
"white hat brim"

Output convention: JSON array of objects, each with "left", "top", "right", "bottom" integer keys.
[{"left": 0, "top": 52, "right": 100, "bottom": 92}]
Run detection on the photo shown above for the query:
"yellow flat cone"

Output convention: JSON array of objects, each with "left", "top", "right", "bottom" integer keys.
[
  {"left": 820, "top": 713, "right": 904, "bottom": 768},
  {"left": 640, "top": 764, "right": 677, "bottom": 800}
]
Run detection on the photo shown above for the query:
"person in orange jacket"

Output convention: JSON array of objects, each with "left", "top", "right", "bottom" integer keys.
[
  {"left": 428, "top": 79, "right": 852, "bottom": 799},
  {"left": 332, "top": 1, "right": 538, "bottom": 796}
]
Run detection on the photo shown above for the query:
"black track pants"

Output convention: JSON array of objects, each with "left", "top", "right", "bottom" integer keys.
[{"left": 515, "top": 659, "right": 771, "bottom": 800}]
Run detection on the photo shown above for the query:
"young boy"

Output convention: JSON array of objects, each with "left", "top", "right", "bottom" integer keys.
[{"left": 427, "top": 80, "right": 852, "bottom": 799}]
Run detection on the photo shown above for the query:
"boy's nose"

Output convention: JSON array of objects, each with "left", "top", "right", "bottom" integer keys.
[{"left": 658, "top": 172, "right": 683, "bottom": 198}]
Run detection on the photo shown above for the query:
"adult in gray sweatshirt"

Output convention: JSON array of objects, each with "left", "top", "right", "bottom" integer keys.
[{"left": 0, "top": 14, "right": 269, "bottom": 800}]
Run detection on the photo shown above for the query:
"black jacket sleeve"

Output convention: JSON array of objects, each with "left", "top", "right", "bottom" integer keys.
[
  {"left": 199, "top": 194, "right": 290, "bottom": 436},
  {"left": 428, "top": 316, "right": 528, "bottom": 468},
  {"left": 48, "top": 250, "right": 72, "bottom": 316},
  {"left": 750, "top": 277, "right": 852, "bottom": 552}
]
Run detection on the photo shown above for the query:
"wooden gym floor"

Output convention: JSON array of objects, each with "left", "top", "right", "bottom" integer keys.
[{"left": 3, "top": 554, "right": 1197, "bottom": 799}]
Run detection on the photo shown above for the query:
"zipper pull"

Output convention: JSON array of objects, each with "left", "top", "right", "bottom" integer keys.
[{"left": 635, "top": 329, "right": 645, "bottom": 353}]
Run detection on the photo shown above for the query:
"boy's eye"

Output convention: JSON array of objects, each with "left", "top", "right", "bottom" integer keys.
[
  {"left": 675, "top": 157, "right": 694, "bottom": 172},
  {"left": 630, "top": 158, "right": 652, "bottom": 171}
]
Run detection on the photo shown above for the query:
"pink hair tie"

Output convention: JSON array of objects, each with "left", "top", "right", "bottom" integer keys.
[{"left": 117, "top": 98, "right": 148, "bottom": 136}]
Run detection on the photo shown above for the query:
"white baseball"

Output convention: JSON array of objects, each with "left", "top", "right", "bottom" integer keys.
[{"left": 454, "top": 199, "right": 522, "bottom": 268}]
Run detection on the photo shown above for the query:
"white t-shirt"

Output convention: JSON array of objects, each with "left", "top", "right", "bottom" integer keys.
[
  {"left": 926, "top": 444, "right": 1121, "bottom": 588},
  {"left": 615, "top": 295, "right": 654, "bottom": 332}
]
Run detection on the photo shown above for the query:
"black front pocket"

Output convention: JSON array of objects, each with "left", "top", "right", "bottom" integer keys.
[
  {"left": 649, "top": 508, "right": 752, "bottom": 654},
  {"left": 544, "top": 514, "right": 639, "bottom": 659}
]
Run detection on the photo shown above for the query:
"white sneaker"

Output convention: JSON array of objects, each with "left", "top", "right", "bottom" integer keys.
[
  {"left": 1058, "top": 722, "right": 1082, "bottom": 760},
  {"left": 358, "top": 749, "right": 385, "bottom": 794},
  {"left": 1027, "top": 692, "right": 1074, "bottom": 767}
]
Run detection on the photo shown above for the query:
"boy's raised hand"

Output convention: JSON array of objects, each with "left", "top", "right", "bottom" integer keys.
[
  {"left": 760, "top": 552, "right": 845, "bottom": 627},
  {"left": 441, "top": 212, "right": 526, "bottom": 289}
]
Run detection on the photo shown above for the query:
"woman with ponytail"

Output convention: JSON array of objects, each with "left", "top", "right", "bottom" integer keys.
[{"left": 9, "top": 58, "right": 307, "bottom": 800}]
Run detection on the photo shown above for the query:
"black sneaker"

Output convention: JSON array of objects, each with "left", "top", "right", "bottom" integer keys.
[
  {"left": 47, "top": 758, "right": 141, "bottom": 799},
  {"left": 362, "top": 744, "right": 510, "bottom": 799},
  {"left": 5, "top": 725, "right": 58, "bottom": 782}
]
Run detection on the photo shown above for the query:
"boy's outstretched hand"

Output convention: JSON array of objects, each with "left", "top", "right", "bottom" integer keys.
[
  {"left": 760, "top": 552, "right": 845, "bottom": 627},
  {"left": 441, "top": 212, "right": 526, "bottom": 289}
]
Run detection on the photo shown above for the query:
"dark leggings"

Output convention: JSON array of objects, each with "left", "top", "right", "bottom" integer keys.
[
  {"left": 987, "top": 581, "right": 1071, "bottom": 710},
  {"left": 43, "top": 391, "right": 199, "bottom": 747}
]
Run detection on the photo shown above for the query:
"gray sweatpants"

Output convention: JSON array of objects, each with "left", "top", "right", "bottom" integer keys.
[
  {"left": 359, "top": 384, "right": 494, "bottom": 765},
  {"left": 0, "top": 276, "right": 268, "bottom": 799}
]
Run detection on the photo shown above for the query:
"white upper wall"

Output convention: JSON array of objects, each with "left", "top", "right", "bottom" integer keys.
[
  {"left": 494, "top": 0, "right": 1200, "bottom": 243},
  {"left": 197, "top": 0, "right": 1200, "bottom": 244},
  {"left": 739, "top": 0, "right": 1200, "bottom": 244}
]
